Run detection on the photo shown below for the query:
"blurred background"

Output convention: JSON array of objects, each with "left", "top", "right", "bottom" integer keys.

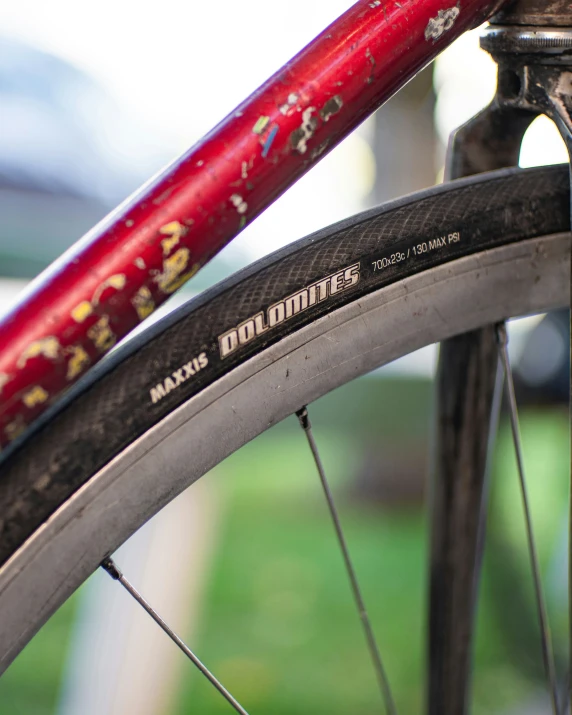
[{"left": 0, "top": 1, "right": 570, "bottom": 713}]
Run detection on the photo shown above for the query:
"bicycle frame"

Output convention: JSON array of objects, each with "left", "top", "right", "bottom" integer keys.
[{"left": 0, "top": 0, "right": 503, "bottom": 447}]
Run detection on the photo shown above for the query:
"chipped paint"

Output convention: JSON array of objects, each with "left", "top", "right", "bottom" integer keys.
[
  {"left": 0, "top": 0, "right": 496, "bottom": 445},
  {"left": 425, "top": 6, "right": 460, "bottom": 42},
  {"left": 87, "top": 316, "right": 116, "bottom": 353},
  {"left": 5, "top": 415, "right": 26, "bottom": 442},
  {"left": 279, "top": 93, "right": 299, "bottom": 115},
  {"left": 167, "top": 264, "right": 199, "bottom": 293},
  {"left": 66, "top": 345, "right": 90, "bottom": 380},
  {"left": 159, "top": 221, "right": 188, "bottom": 256},
  {"left": 22, "top": 385, "right": 49, "bottom": 408},
  {"left": 365, "top": 47, "right": 376, "bottom": 84},
  {"left": 93, "top": 274, "right": 127, "bottom": 305},
  {"left": 71, "top": 301, "right": 93, "bottom": 323},
  {"left": 132, "top": 285, "right": 155, "bottom": 320},
  {"left": 290, "top": 107, "right": 318, "bottom": 155},
  {"left": 262, "top": 125, "right": 279, "bottom": 158},
  {"left": 310, "top": 139, "right": 331, "bottom": 160},
  {"left": 230, "top": 194, "right": 248, "bottom": 214},
  {"left": 153, "top": 247, "right": 198, "bottom": 293},
  {"left": 320, "top": 95, "right": 343, "bottom": 122},
  {"left": 153, "top": 186, "right": 176, "bottom": 206},
  {"left": 252, "top": 116, "right": 270, "bottom": 135},
  {"left": 125, "top": 219, "right": 135, "bottom": 228},
  {"left": 0, "top": 373, "right": 8, "bottom": 395},
  {"left": 134, "top": 257, "right": 146, "bottom": 270},
  {"left": 17, "top": 337, "right": 60, "bottom": 369},
  {"left": 241, "top": 161, "right": 249, "bottom": 179}
]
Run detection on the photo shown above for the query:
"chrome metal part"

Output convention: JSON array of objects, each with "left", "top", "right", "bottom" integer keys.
[
  {"left": 479, "top": 28, "right": 572, "bottom": 146},
  {"left": 482, "top": 26, "right": 572, "bottom": 54},
  {"left": 491, "top": 0, "right": 572, "bottom": 27}
]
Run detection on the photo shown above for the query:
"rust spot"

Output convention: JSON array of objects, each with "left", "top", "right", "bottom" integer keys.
[{"left": 320, "top": 95, "right": 343, "bottom": 122}]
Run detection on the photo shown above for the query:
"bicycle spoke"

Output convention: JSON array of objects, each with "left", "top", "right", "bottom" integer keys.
[
  {"left": 495, "top": 322, "right": 560, "bottom": 715},
  {"left": 101, "top": 557, "right": 250, "bottom": 715},
  {"left": 296, "top": 406, "right": 397, "bottom": 715}
]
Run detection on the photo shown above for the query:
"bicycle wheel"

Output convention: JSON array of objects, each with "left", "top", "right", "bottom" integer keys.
[{"left": 0, "top": 163, "right": 569, "bottom": 677}]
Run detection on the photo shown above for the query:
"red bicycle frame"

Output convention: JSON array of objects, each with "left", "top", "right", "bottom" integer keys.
[{"left": 0, "top": 0, "right": 502, "bottom": 448}]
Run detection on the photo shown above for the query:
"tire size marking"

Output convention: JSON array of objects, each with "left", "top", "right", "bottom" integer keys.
[{"left": 372, "top": 232, "right": 461, "bottom": 272}]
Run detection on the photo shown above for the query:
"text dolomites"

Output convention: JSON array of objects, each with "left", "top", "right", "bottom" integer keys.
[{"left": 219, "top": 263, "right": 361, "bottom": 358}]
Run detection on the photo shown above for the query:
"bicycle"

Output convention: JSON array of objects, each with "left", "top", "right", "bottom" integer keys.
[{"left": 1, "top": 0, "right": 571, "bottom": 712}]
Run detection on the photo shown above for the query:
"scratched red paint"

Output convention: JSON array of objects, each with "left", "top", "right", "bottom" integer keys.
[{"left": 0, "top": 0, "right": 502, "bottom": 447}]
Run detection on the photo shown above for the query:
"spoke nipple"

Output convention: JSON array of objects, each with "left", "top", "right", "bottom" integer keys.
[
  {"left": 296, "top": 406, "right": 310, "bottom": 430},
  {"left": 101, "top": 556, "right": 122, "bottom": 580},
  {"left": 495, "top": 321, "right": 508, "bottom": 347}
]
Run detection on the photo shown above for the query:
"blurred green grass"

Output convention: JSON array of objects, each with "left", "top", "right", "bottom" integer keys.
[
  {"left": 174, "top": 428, "right": 425, "bottom": 715},
  {"left": 173, "top": 407, "right": 569, "bottom": 714},
  {"left": 0, "top": 401, "right": 569, "bottom": 715}
]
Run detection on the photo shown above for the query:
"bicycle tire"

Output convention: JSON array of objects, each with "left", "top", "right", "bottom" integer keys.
[{"left": 0, "top": 163, "right": 570, "bottom": 671}]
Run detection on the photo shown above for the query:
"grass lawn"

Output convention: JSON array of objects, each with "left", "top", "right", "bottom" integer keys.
[
  {"left": 174, "top": 407, "right": 570, "bottom": 714},
  {"left": 0, "top": 403, "right": 569, "bottom": 714}
]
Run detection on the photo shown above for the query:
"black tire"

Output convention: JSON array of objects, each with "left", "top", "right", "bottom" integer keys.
[{"left": 0, "top": 164, "right": 569, "bottom": 569}]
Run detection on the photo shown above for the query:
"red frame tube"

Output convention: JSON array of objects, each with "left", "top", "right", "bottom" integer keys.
[{"left": 0, "top": 0, "right": 501, "bottom": 446}]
